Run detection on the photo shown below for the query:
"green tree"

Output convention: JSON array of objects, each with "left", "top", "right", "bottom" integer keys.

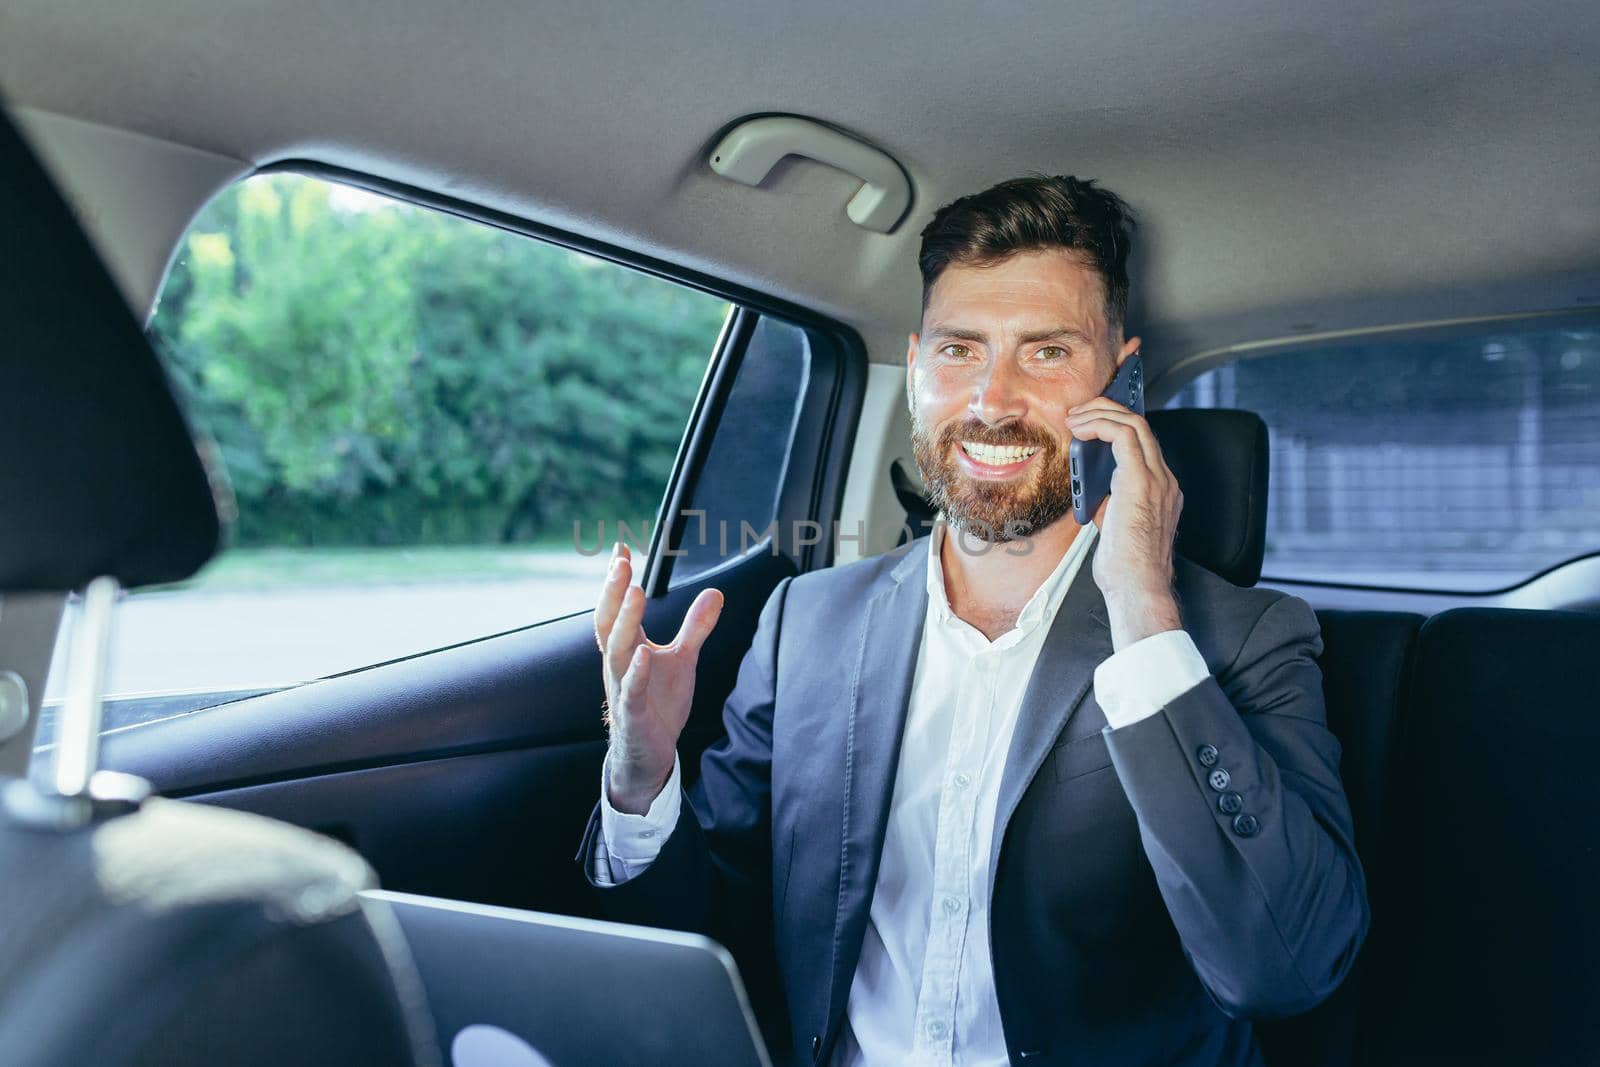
[{"left": 151, "top": 173, "right": 726, "bottom": 547}]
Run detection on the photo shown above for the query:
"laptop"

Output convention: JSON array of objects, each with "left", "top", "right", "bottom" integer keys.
[{"left": 365, "top": 890, "right": 774, "bottom": 1067}]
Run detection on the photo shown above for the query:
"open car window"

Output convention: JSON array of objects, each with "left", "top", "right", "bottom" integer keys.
[
  {"left": 1165, "top": 316, "right": 1600, "bottom": 593},
  {"left": 41, "top": 170, "right": 741, "bottom": 724}
]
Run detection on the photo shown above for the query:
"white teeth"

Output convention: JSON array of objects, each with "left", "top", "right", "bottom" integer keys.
[{"left": 960, "top": 441, "right": 1039, "bottom": 465}]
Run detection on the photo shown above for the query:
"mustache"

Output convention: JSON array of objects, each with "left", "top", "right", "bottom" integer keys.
[{"left": 936, "top": 421, "right": 1057, "bottom": 450}]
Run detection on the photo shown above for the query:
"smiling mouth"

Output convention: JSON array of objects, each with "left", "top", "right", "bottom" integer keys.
[{"left": 957, "top": 440, "right": 1041, "bottom": 474}]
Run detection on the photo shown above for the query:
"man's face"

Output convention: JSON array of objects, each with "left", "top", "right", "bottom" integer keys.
[{"left": 907, "top": 249, "right": 1139, "bottom": 541}]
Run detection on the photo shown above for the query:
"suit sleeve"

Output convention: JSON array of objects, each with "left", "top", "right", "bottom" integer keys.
[
  {"left": 1101, "top": 592, "right": 1370, "bottom": 1020},
  {"left": 573, "top": 574, "right": 792, "bottom": 951}
]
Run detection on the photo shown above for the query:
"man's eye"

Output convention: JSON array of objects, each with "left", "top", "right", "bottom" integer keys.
[
  {"left": 1038, "top": 345, "right": 1068, "bottom": 360},
  {"left": 943, "top": 344, "right": 972, "bottom": 359}
]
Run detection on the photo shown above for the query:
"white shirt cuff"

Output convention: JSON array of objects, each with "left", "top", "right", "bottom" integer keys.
[
  {"left": 595, "top": 752, "right": 682, "bottom": 884},
  {"left": 1093, "top": 629, "right": 1211, "bottom": 730}
]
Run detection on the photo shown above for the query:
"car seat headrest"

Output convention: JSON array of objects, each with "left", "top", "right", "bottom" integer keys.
[
  {"left": 0, "top": 99, "right": 221, "bottom": 592},
  {"left": 1145, "top": 407, "right": 1269, "bottom": 586}
]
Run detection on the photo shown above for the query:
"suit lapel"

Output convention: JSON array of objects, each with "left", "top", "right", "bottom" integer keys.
[
  {"left": 986, "top": 536, "right": 1114, "bottom": 897},
  {"left": 825, "top": 536, "right": 929, "bottom": 1036}
]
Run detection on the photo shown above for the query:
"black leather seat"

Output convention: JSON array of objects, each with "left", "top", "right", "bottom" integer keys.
[
  {"left": 1145, "top": 407, "right": 1269, "bottom": 587},
  {"left": 0, "top": 95, "right": 438, "bottom": 1067},
  {"left": 1257, "top": 610, "right": 1422, "bottom": 1067},
  {"left": 1363, "top": 608, "right": 1600, "bottom": 1066}
]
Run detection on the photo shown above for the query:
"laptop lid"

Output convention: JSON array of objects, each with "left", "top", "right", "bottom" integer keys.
[{"left": 365, "top": 890, "right": 772, "bottom": 1067}]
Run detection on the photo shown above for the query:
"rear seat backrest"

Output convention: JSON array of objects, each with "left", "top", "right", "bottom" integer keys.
[
  {"left": 1313, "top": 610, "right": 1423, "bottom": 885},
  {"left": 1367, "top": 607, "right": 1600, "bottom": 1066},
  {"left": 1256, "top": 609, "right": 1422, "bottom": 1067}
]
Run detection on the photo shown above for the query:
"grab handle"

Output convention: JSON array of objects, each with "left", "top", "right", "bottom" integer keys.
[{"left": 709, "top": 116, "right": 911, "bottom": 234}]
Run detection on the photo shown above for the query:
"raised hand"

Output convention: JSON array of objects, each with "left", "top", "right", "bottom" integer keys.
[
  {"left": 594, "top": 541, "right": 724, "bottom": 814},
  {"left": 1066, "top": 396, "right": 1185, "bottom": 650}
]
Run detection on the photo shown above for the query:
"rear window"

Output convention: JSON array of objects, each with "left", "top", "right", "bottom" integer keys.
[{"left": 1165, "top": 317, "right": 1600, "bottom": 592}]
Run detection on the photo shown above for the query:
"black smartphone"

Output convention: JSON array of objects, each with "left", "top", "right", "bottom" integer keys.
[{"left": 1070, "top": 353, "right": 1145, "bottom": 525}]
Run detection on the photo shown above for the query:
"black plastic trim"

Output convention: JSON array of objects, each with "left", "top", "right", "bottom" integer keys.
[
  {"left": 782, "top": 326, "right": 864, "bottom": 571},
  {"left": 646, "top": 306, "right": 758, "bottom": 594}
]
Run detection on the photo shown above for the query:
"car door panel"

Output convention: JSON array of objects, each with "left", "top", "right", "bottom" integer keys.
[{"left": 99, "top": 551, "right": 796, "bottom": 914}]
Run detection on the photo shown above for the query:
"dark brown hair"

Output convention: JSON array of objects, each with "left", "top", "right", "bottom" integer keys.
[{"left": 918, "top": 174, "right": 1136, "bottom": 331}]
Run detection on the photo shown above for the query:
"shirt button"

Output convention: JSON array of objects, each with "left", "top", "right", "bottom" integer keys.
[
  {"left": 927, "top": 1019, "right": 948, "bottom": 1040},
  {"left": 1233, "top": 812, "right": 1260, "bottom": 837},
  {"left": 1208, "top": 767, "right": 1231, "bottom": 791},
  {"left": 942, "top": 895, "right": 962, "bottom": 915},
  {"left": 1218, "top": 791, "right": 1243, "bottom": 815},
  {"left": 953, "top": 772, "right": 971, "bottom": 789},
  {"left": 1197, "top": 744, "right": 1219, "bottom": 767},
  {"left": 639, "top": 829, "right": 656, "bottom": 839}
]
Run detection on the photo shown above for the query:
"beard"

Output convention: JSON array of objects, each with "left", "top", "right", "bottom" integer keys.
[{"left": 910, "top": 411, "right": 1077, "bottom": 543}]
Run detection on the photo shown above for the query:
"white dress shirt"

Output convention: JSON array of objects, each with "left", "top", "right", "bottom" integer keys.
[{"left": 595, "top": 520, "right": 1211, "bottom": 1065}]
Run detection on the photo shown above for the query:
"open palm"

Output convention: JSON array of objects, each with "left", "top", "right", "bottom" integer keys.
[{"left": 594, "top": 543, "right": 724, "bottom": 812}]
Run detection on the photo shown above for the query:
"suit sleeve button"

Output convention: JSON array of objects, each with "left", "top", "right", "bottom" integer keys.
[
  {"left": 1208, "top": 767, "right": 1231, "bottom": 791},
  {"left": 1197, "top": 744, "right": 1219, "bottom": 767},
  {"left": 1218, "top": 791, "right": 1243, "bottom": 815},
  {"left": 1232, "top": 812, "right": 1260, "bottom": 837}
]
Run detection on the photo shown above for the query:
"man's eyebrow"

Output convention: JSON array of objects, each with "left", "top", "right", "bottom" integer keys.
[{"left": 927, "top": 324, "right": 1094, "bottom": 346}]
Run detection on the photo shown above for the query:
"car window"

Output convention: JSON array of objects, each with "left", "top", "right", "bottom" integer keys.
[
  {"left": 1164, "top": 317, "right": 1600, "bottom": 592},
  {"left": 42, "top": 171, "right": 732, "bottom": 713}
]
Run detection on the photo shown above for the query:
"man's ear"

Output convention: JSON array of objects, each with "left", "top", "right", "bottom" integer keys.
[{"left": 1116, "top": 333, "right": 1142, "bottom": 366}]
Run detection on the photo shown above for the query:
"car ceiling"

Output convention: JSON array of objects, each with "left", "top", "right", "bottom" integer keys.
[{"left": 3, "top": 0, "right": 1598, "bottom": 382}]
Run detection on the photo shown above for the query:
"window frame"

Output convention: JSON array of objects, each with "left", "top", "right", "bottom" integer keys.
[
  {"left": 243, "top": 161, "right": 867, "bottom": 594},
  {"left": 647, "top": 307, "right": 864, "bottom": 592}
]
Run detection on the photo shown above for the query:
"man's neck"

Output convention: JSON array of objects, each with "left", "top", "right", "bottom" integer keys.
[{"left": 939, "top": 516, "right": 1084, "bottom": 641}]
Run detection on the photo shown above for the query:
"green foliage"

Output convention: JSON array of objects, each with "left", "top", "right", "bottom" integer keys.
[{"left": 151, "top": 174, "right": 727, "bottom": 547}]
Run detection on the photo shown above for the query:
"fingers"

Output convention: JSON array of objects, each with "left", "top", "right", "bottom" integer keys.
[
  {"left": 608, "top": 645, "right": 651, "bottom": 746},
  {"left": 1068, "top": 413, "right": 1154, "bottom": 477},
  {"left": 672, "top": 588, "right": 725, "bottom": 658},
  {"left": 1067, "top": 403, "right": 1166, "bottom": 476},
  {"left": 594, "top": 542, "right": 632, "bottom": 653},
  {"left": 620, "top": 644, "right": 651, "bottom": 708},
  {"left": 605, "top": 582, "right": 646, "bottom": 698}
]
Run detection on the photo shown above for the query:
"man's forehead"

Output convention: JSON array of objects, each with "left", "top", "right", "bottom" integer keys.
[{"left": 922, "top": 250, "right": 1110, "bottom": 338}]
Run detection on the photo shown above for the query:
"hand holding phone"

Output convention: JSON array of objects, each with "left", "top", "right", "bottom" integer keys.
[{"left": 1069, "top": 353, "right": 1144, "bottom": 525}]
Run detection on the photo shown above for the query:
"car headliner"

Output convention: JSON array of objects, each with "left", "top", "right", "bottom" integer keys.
[{"left": 2, "top": 0, "right": 1597, "bottom": 381}]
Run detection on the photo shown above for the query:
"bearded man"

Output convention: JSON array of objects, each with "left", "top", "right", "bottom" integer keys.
[{"left": 577, "top": 175, "right": 1368, "bottom": 1067}]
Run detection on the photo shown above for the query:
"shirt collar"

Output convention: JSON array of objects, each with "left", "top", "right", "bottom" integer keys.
[{"left": 924, "top": 514, "right": 1098, "bottom": 636}]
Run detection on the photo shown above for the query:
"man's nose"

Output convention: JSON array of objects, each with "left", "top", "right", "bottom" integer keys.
[{"left": 968, "top": 354, "right": 1027, "bottom": 426}]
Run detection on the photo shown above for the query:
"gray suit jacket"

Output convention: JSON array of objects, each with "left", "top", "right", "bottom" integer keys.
[{"left": 578, "top": 536, "right": 1369, "bottom": 1066}]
